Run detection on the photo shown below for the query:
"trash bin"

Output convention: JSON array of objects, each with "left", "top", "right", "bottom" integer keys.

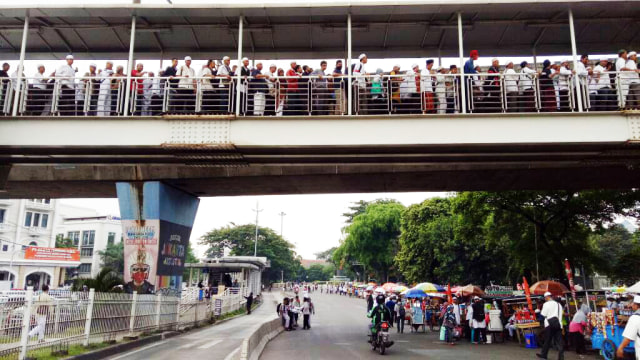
[{"left": 525, "top": 333, "right": 537, "bottom": 348}]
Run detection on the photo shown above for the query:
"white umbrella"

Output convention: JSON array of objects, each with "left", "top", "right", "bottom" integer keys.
[
  {"left": 374, "top": 287, "right": 386, "bottom": 294},
  {"left": 366, "top": 285, "right": 375, "bottom": 291},
  {"left": 628, "top": 281, "right": 640, "bottom": 294}
]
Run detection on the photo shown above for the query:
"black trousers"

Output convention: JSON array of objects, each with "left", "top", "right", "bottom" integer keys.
[
  {"left": 303, "top": 314, "right": 310, "bottom": 329},
  {"left": 59, "top": 86, "right": 76, "bottom": 115},
  {"left": 474, "top": 327, "right": 487, "bottom": 343},
  {"left": 570, "top": 331, "right": 585, "bottom": 354},
  {"left": 540, "top": 326, "right": 565, "bottom": 360},
  {"left": 396, "top": 314, "right": 404, "bottom": 333}
]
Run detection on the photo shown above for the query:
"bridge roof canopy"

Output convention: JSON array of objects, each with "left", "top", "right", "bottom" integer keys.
[{"left": 0, "top": 0, "right": 637, "bottom": 60}]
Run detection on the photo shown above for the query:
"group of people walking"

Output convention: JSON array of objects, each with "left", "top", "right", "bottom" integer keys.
[{"left": 277, "top": 294, "right": 315, "bottom": 331}]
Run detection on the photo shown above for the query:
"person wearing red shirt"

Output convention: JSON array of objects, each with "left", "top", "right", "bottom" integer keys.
[
  {"left": 130, "top": 63, "right": 147, "bottom": 115},
  {"left": 286, "top": 62, "right": 301, "bottom": 115}
]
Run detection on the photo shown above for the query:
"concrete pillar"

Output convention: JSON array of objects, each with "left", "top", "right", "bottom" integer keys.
[{"left": 116, "top": 182, "right": 199, "bottom": 295}]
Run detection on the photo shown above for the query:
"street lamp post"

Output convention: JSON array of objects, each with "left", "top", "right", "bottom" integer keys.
[
  {"left": 278, "top": 212, "right": 286, "bottom": 237},
  {"left": 252, "top": 201, "right": 263, "bottom": 257}
]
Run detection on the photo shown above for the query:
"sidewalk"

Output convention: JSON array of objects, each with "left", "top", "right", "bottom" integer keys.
[{"left": 105, "top": 292, "right": 278, "bottom": 360}]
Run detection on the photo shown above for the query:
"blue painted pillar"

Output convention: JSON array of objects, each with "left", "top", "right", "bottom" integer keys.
[{"left": 116, "top": 182, "right": 199, "bottom": 295}]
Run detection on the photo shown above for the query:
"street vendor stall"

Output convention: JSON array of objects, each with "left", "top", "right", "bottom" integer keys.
[
  {"left": 588, "top": 309, "right": 635, "bottom": 360},
  {"left": 500, "top": 295, "right": 545, "bottom": 345}
]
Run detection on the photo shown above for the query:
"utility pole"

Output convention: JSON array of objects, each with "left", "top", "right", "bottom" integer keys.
[
  {"left": 278, "top": 212, "right": 286, "bottom": 237},
  {"left": 253, "top": 201, "right": 263, "bottom": 257}
]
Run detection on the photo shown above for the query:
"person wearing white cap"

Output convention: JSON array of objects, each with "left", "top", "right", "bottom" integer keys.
[
  {"left": 617, "top": 295, "right": 640, "bottom": 359},
  {"left": 175, "top": 56, "right": 195, "bottom": 112},
  {"left": 538, "top": 291, "right": 564, "bottom": 360},
  {"left": 626, "top": 51, "right": 640, "bottom": 109},
  {"left": 216, "top": 56, "right": 233, "bottom": 113},
  {"left": 55, "top": 55, "right": 76, "bottom": 115},
  {"left": 400, "top": 63, "right": 423, "bottom": 114},
  {"left": 30, "top": 64, "right": 48, "bottom": 115},
  {"left": 352, "top": 54, "right": 368, "bottom": 114}
]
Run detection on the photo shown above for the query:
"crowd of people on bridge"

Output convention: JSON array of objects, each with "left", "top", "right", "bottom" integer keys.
[{"left": 1, "top": 48, "right": 639, "bottom": 116}]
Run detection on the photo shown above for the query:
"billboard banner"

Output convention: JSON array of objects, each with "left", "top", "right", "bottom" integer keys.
[
  {"left": 25, "top": 247, "right": 80, "bottom": 262},
  {"left": 123, "top": 219, "right": 160, "bottom": 294}
]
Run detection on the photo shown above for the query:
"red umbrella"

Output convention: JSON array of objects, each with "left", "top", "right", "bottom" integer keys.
[
  {"left": 455, "top": 284, "right": 484, "bottom": 297},
  {"left": 382, "top": 282, "right": 397, "bottom": 292},
  {"left": 530, "top": 280, "right": 569, "bottom": 297}
]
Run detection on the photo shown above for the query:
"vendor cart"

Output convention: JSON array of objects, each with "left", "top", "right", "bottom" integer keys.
[
  {"left": 410, "top": 305, "right": 426, "bottom": 333},
  {"left": 590, "top": 312, "right": 635, "bottom": 360}
]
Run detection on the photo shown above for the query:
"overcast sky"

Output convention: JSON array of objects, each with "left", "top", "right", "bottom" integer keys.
[{"left": 60, "top": 192, "right": 447, "bottom": 260}]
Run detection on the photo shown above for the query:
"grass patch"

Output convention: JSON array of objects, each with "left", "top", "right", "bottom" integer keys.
[
  {"left": 30, "top": 342, "right": 110, "bottom": 360},
  {"left": 216, "top": 302, "right": 260, "bottom": 322}
]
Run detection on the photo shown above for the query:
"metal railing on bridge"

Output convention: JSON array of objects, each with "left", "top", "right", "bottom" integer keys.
[{"left": 1, "top": 72, "right": 638, "bottom": 117}]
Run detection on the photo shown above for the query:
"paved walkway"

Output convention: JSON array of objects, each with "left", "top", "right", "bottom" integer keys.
[
  {"left": 262, "top": 292, "right": 601, "bottom": 360},
  {"left": 106, "top": 292, "right": 278, "bottom": 360}
]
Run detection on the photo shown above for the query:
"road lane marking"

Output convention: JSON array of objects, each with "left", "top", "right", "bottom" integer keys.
[
  {"left": 109, "top": 342, "right": 164, "bottom": 360},
  {"left": 224, "top": 346, "right": 241, "bottom": 360},
  {"left": 198, "top": 339, "right": 223, "bottom": 349}
]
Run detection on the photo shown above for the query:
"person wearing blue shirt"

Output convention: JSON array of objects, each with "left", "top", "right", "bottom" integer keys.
[
  {"left": 464, "top": 50, "right": 479, "bottom": 75},
  {"left": 386, "top": 297, "right": 396, "bottom": 328}
]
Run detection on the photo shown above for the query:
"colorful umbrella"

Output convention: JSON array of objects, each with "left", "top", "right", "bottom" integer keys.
[
  {"left": 393, "top": 285, "right": 409, "bottom": 293},
  {"left": 414, "top": 282, "right": 443, "bottom": 293},
  {"left": 403, "top": 288, "right": 427, "bottom": 298},
  {"left": 365, "top": 285, "right": 375, "bottom": 291},
  {"left": 530, "top": 280, "right": 569, "bottom": 297},
  {"left": 373, "top": 286, "right": 386, "bottom": 294},
  {"left": 382, "top": 282, "right": 397, "bottom": 292},
  {"left": 455, "top": 284, "right": 485, "bottom": 297}
]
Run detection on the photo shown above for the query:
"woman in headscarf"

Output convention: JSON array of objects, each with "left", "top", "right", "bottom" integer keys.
[
  {"left": 540, "top": 60, "right": 557, "bottom": 112},
  {"left": 568, "top": 303, "right": 590, "bottom": 355}
]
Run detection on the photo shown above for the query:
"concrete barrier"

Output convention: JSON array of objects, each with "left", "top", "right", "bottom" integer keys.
[{"left": 239, "top": 317, "right": 283, "bottom": 360}]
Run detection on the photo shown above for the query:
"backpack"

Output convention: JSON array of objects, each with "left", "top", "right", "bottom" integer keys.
[
  {"left": 399, "top": 306, "right": 406, "bottom": 318},
  {"left": 276, "top": 303, "right": 282, "bottom": 315}
]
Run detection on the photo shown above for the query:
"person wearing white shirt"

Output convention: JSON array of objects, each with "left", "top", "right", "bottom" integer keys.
[
  {"left": 422, "top": 59, "right": 436, "bottom": 113},
  {"left": 176, "top": 56, "right": 196, "bottom": 112},
  {"left": 617, "top": 295, "right": 640, "bottom": 360},
  {"left": 217, "top": 56, "right": 233, "bottom": 113},
  {"left": 31, "top": 64, "right": 49, "bottom": 115},
  {"left": 616, "top": 49, "right": 632, "bottom": 108},
  {"left": 141, "top": 71, "right": 155, "bottom": 116},
  {"left": 435, "top": 67, "right": 448, "bottom": 114},
  {"left": 353, "top": 54, "right": 368, "bottom": 114},
  {"left": 504, "top": 62, "right": 519, "bottom": 112},
  {"left": 310, "top": 61, "right": 330, "bottom": 115},
  {"left": 557, "top": 60, "right": 573, "bottom": 111},
  {"left": 626, "top": 51, "right": 640, "bottom": 108},
  {"left": 402, "top": 64, "right": 423, "bottom": 114},
  {"left": 519, "top": 61, "right": 536, "bottom": 112},
  {"left": 574, "top": 55, "right": 591, "bottom": 110},
  {"left": 97, "top": 61, "right": 114, "bottom": 117},
  {"left": 538, "top": 292, "right": 564, "bottom": 360},
  {"left": 592, "top": 59, "right": 615, "bottom": 111},
  {"left": 265, "top": 64, "right": 278, "bottom": 116},
  {"left": 198, "top": 60, "right": 216, "bottom": 113},
  {"left": 56, "top": 55, "right": 77, "bottom": 115}
]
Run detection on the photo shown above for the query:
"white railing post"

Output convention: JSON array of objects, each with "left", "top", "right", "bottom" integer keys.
[
  {"left": 129, "top": 291, "right": 138, "bottom": 333},
  {"left": 175, "top": 297, "right": 181, "bottom": 331},
  {"left": 53, "top": 299, "right": 61, "bottom": 334},
  {"left": 568, "top": 8, "right": 583, "bottom": 112},
  {"left": 155, "top": 294, "right": 162, "bottom": 330},
  {"left": 83, "top": 288, "right": 95, "bottom": 346},
  {"left": 19, "top": 286, "right": 33, "bottom": 360},
  {"left": 235, "top": 16, "right": 244, "bottom": 116},
  {"left": 457, "top": 12, "right": 467, "bottom": 114},
  {"left": 12, "top": 10, "right": 29, "bottom": 117},
  {"left": 347, "top": 13, "right": 352, "bottom": 116},
  {"left": 123, "top": 15, "right": 136, "bottom": 117}
]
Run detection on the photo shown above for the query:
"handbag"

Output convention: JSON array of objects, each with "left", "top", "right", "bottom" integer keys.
[
  {"left": 453, "top": 326, "right": 462, "bottom": 338},
  {"left": 547, "top": 303, "right": 562, "bottom": 330}
]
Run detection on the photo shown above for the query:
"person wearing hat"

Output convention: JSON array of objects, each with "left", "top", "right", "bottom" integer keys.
[
  {"left": 617, "top": 295, "right": 640, "bottom": 359},
  {"left": 434, "top": 66, "right": 448, "bottom": 114},
  {"left": 389, "top": 64, "right": 403, "bottom": 113},
  {"left": 519, "top": 61, "right": 536, "bottom": 112},
  {"left": 175, "top": 56, "right": 195, "bottom": 112},
  {"left": 30, "top": 64, "right": 48, "bottom": 115},
  {"left": 216, "top": 56, "right": 233, "bottom": 113},
  {"left": 55, "top": 55, "right": 76, "bottom": 115},
  {"left": 264, "top": 64, "right": 278, "bottom": 116},
  {"left": 556, "top": 60, "right": 573, "bottom": 112},
  {"left": 467, "top": 296, "right": 487, "bottom": 344},
  {"left": 352, "top": 54, "right": 368, "bottom": 114},
  {"left": 422, "top": 59, "right": 436, "bottom": 114},
  {"left": 537, "top": 291, "right": 564, "bottom": 360},
  {"left": 626, "top": 51, "right": 640, "bottom": 109},
  {"left": 401, "top": 63, "right": 422, "bottom": 114}
]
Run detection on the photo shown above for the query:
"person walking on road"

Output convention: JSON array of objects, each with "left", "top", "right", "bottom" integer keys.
[
  {"left": 395, "top": 299, "right": 405, "bottom": 333},
  {"left": 537, "top": 292, "right": 565, "bottom": 360},
  {"left": 28, "top": 284, "right": 53, "bottom": 343},
  {"left": 302, "top": 297, "right": 312, "bottom": 330},
  {"left": 367, "top": 292, "right": 374, "bottom": 312},
  {"left": 616, "top": 295, "right": 640, "bottom": 359},
  {"left": 244, "top": 292, "right": 254, "bottom": 315},
  {"left": 386, "top": 296, "right": 396, "bottom": 327}
]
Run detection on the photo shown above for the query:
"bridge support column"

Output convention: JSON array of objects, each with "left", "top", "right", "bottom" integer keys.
[
  {"left": 236, "top": 16, "right": 244, "bottom": 117},
  {"left": 116, "top": 182, "right": 199, "bottom": 295}
]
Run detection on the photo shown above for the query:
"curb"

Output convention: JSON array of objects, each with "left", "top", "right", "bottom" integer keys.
[{"left": 234, "top": 296, "right": 284, "bottom": 360}]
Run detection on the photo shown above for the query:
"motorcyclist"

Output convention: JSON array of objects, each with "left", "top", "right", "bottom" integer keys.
[{"left": 367, "top": 294, "right": 394, "bottom": 347}]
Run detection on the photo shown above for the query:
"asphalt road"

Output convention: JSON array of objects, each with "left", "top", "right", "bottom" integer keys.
[
  {"left": 105, "top": 293, "right": 277, "bottom": 360},
  {"left": 261, "top": 292, "right": 600, "bottom": 360}
]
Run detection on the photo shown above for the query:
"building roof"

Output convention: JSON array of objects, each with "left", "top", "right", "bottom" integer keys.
[{"left": 0, "top": 1, "right": 636, "bottom": 60}]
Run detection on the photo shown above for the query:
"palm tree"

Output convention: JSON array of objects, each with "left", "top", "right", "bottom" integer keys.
[{"left": 72, "top": 267, "right": 124, "bottom": 292}]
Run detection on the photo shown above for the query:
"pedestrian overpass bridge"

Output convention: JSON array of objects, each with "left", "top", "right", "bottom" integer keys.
[{"left": 0, "top": 0, "right": 639, "bottom": 198}]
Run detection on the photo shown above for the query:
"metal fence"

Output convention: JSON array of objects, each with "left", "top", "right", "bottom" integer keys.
[
  {"left": 2, "top": 71, "right": 638, "bottom": 117},
  {"left": 0, "top": 286, "right": 249, "bottom": 360}
]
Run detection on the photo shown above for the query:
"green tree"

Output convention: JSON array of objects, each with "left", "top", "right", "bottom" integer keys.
[
  {"left": 314, "top": 247, "right": 337, "bottom": 261},
  {"left": 98, "top": 241, "right": 125, "bottom": 275},
  {"left": 55, "top": 235, "right": 74, "bottom": 248},
  {"left": 199, "top": 224, "right": 301, "bottom": 283},
  {"left": 342, "top": 199, "right": 400, "bottom": 224},
  {"left": 306, "top": 264, "right": 329, "bottom": 282},
  {"left": 336, "top": 202, "right": 404, "bottom": 282},
  {"left": 72, "top": 267, "right": 124, "bottom": 292},
  {"left": 182, "top": 243, "right": 199, "bottom": 283},
  {"left": 591, "top": 225, "right": 640, "bottom": 284}
]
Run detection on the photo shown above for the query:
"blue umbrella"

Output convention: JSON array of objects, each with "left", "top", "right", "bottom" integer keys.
[{"left": 402, "top": 288, "right": 427, "bottom": 298}]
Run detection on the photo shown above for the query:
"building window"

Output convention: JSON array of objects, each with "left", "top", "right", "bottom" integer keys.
[
  {"left": 67, "top": 231, "right": 80, "bottom": 246},
  {"left": 80, "top": 248, "right": 93, "bottom": 257},
  {"left": 24, "top": 212, "right": 32, "bottom": 227},
  {"left": 40, "top": 214, "right": 48, "bottom": 228},
  {"left": 29, "top": 241, "right": 37, "bottom": 247},
  {"left": 44, "top": 199, "right": 50, "bottom": 204},
  {"left": 107, "top": 232, "right": 116, "bottom": 246},
  {"left": 78, "top": 264, "right": 92, "bottom": 274},
  {"left": 0, "top": 209, "right": 5, "bottom": 223},
  {"left": 82, "top": 230, "right": 95, "bottom": 246},
  {"left": 1, "top": 245, "right": 7, "bottom": 252},
  {"left": 33, "top": 213, "right": 40, "bottom": 228}
]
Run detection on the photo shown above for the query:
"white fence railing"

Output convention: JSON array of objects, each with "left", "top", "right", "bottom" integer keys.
[
  {"left": 2, "top": 71, "right": 638, "bottom": 117},
  {"left": 0, "top": 286, "right": 251, "bottom": 360}
]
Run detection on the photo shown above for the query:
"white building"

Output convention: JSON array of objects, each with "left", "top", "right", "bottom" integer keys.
[
  {"left": 55, "top": 215, "right": 122, "bottom": 278},
  {"left": 0, "top": 199, "right": 92, "bottom": 289}
]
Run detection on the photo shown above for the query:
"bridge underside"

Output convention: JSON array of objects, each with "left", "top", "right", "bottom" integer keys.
[{"left": 3, "top": 142, "right": 640, "bottom": 198}]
